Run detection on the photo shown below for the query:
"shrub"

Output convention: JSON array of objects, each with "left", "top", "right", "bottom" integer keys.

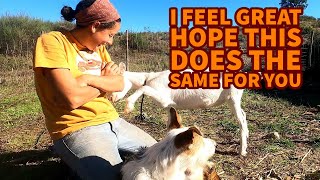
[{"left": 0, "top": 15, "right": 74, "bottom": 56}]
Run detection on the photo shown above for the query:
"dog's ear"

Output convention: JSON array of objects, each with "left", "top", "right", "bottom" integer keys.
[
  {"left": 119, "top": 62, "right": 126, "bottom": 74},
  {"left": 203, "top": 162, "right": 221, "bottom": 180},
  {"left": 174, "top": 127, "right": 201, "bottom": 149},
  {"left": 167, "top": 107, "right": 182, "bottom": 130}
]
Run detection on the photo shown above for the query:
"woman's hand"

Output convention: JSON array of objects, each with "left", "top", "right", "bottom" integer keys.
[{"left": 101, "top": 62, "right": 121, "bottom": 76}]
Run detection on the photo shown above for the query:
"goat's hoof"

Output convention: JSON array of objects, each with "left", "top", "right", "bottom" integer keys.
[
  {"left": 124, "top": 106, "right": 133, "bottom": 114},
  {"left": 124, "top": 108, "right": 133, "bottom": 114},
  {"left": 124, "top": 104, "right": 135, "bottom": 114},
  {"left": 240, "top": 151, "right": 247, "bottom": 157},
  {"left": 124, "top": 100, "right": 134, "bottom": 114}
]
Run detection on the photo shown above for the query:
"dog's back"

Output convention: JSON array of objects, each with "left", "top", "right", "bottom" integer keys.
[{"left": 121, "top": 108, "right": 217, "bottom": 180}]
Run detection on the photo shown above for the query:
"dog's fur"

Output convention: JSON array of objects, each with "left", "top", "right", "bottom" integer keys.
[{"left": 121, "top": 108, "right": 217, "bottom": 180}]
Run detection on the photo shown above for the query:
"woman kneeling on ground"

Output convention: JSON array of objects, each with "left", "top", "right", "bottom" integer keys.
[{"left": 33, "top": 0, "right": 156, "bottom": 179}]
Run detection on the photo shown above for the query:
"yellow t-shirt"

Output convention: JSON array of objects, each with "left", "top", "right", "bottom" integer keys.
[{"left": 33, "top": 31, "right": 119, "bottom": 141}]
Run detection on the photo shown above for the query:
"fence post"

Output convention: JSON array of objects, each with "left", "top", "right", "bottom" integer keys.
[
  {"left": 20, "top": 41, "right": 22, "bottom": 57},
  {"left": 309, "top": 31, "right": 314, "bottom": 68},
  {"left": 6, "top": 43, "right": 9, "bottom": 56},
  {"left": 126, "top": 30, "right": 129, "bottom": 71},
  {"left": 26, "top": 41, "right": 29, "bottom": 58}
]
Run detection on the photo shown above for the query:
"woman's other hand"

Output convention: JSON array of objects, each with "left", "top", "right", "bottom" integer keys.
[{"left": 101, "top": 62, "right": 121, "bottom": 76}]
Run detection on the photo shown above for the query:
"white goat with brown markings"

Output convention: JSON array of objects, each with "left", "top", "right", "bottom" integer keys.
[{"left": 112, "top": 63, "right": 248, "bottom": 156}]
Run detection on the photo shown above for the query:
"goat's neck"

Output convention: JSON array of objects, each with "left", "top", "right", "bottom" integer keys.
[{"left": 123, "top": 71, "right": 149, "bottom": 89}]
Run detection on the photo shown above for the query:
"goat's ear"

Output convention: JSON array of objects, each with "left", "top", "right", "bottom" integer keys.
[
  {"left": 167, "top": 107, "right": 182, "bottom": 130},
  {"left": 119, "top": 62, "right": 126, "bottom": 74},
  {"left": 174, "top": 127, "right": 201, "bottom": 149}
]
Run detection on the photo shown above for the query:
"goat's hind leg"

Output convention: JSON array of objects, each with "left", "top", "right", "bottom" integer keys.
[
  {"left": 227, "top": 95, "right": 248, "bottom": 156},
  {"left": 125, "top": 86, "right": 175, "bottom": 113}
]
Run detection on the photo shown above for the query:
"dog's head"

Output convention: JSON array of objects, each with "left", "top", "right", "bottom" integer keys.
[
  {"left": 166, "top": 107, "right": 217, "bottom": 162},
  {"left": 121, "top": 107, "right": 217, "bottom": 180}
]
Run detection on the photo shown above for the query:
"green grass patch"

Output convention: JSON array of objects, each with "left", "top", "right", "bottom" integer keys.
[
  {"left": 0, "top": 91, "right": 41, "bottom": 127},
  {"left": 247, "top": 123, "right": 256, "bottom": 133},
  {"left": 262, "top": 138, "right": 295, "bottom": 153},
  {"left": 217, "top": 119, "right": 239, "bottom": 132},
  {"left": 262, "top": 144, "right": 281, "bottom": 153},
  {"left": 274, "top": 138, "right": 296, "bottom": 148},
  {"left": 259, "top": 118, "right": 303, "bottom": 135},
  {"left": 7, "top": 133, "right": 35, "bottom": 150}
]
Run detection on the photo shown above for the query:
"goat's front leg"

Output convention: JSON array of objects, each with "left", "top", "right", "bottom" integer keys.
[{"left": 125, "top": 86, "right": 176, "bottom": 113}]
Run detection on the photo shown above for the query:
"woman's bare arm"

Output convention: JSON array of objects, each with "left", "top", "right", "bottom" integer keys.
[{"left": 40, "top": 67, "right": 123, "bottom": 110}]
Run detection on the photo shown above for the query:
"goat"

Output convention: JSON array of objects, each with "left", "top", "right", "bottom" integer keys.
[{"left": 112, "top": 63, "right": 249, "bottom": 156}]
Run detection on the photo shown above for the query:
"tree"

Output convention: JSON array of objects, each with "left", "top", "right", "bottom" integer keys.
[{"left": 280, "top": 0, "right": 308, "bottom": 9}]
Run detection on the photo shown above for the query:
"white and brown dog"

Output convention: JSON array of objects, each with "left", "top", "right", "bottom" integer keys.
[{"left": 121, "top": 108, "right": 219, "bottom": 180}]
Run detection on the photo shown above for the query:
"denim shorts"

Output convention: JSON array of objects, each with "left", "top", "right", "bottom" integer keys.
[{"left": 53, "top": 118, "right": 157, "bottom": 180}]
